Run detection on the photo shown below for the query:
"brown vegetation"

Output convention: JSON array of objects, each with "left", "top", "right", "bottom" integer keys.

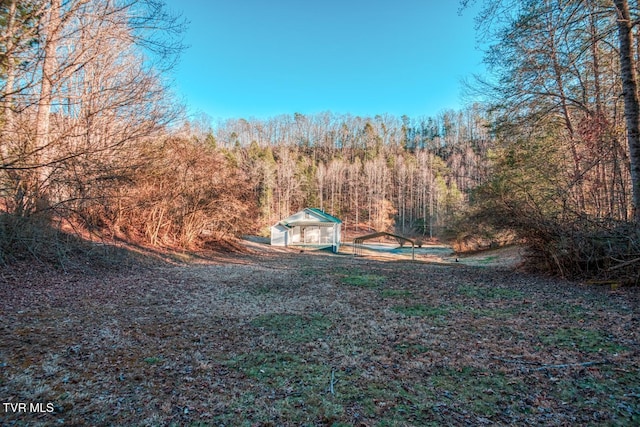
[{"left": 87, "top": 136, "right": 257, "bottom": 250}]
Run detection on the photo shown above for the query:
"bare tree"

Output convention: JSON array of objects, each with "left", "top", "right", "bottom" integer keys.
[
  {"left": 464, "top": 0, "right": 637, "bottom": 220},
  {"left": 1, "top": 0, "right": 183, "bottom": 220},
  {"left": 613, "top": 0, "right": 640, "bottom": 222}
]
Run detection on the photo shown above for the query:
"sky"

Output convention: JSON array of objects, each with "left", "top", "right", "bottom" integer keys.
[{"left": 162, "top": 0, "right": 486, "bottom": 121}]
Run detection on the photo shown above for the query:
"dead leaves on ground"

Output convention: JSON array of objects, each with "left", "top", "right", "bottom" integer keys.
[{"left": 1, "top": 252, "right": 639, "bottom": 425}]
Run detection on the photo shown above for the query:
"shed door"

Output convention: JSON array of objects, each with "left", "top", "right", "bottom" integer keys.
[{"left": 304, "top": 226, "right": 320, "bottom": 244}]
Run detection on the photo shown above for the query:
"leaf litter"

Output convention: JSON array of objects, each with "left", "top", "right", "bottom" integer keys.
[{"left": 0, "top": 245, "right": 639, "bottom": 426}]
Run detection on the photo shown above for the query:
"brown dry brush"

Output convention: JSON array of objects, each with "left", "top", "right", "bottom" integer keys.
[
  {"left": 520, "top": 216, "right": 640, "bottom": 285},
  {"left": 481, "top": 203, "right": 640, "bottom": 284},
  {"left": 85, "top": 136, "right": 257, "bottom": 251},
  {"left": 0, "top": 211, "right": 142, "bottom": 271},
  {"left": 0, "top": 136, "right": 256, "bottom": 266},
  {"left": 0, "top": 212, "right": 65, "bottom": 265}
]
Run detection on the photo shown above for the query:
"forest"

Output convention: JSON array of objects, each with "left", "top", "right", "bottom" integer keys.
[{"left": 1, "top": 0, "right": 639, "bottom": 284}]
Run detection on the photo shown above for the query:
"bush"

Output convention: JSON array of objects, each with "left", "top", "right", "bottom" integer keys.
[
  {"left": 466, "top": 130, "right": 639, "bottom": 284},
  {"left": 0, "top": 213, "right": 61, "bottom": 265},
  {"left": 0, "top": 213, "right": 141, "bottom": 270},
  {"left": 520, "top": 217, "right": 640, "bottom": 284},
  {"left": 95, "top": 136, "right": 257, "bottom": 250},
  {"left": 469, "top": 192, "right": 639, "bottom": 284}
]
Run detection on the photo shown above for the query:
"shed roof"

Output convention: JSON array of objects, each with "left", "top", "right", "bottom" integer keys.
[
  {"left": 275, "top": 208, "right": 342, "bottom": 227},
  {"left": 305, "top": 208, "right": 342, "bottom": 223},
  {"left": 272, "top": 223, "right": 291, "bottom": 231}
]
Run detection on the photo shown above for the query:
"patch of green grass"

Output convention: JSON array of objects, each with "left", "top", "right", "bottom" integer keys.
[
  {"left": 458, "top": 285, "right": 524, "bottom": 300},
  {"left": 249, "top": 284, "right": 273, "bottom": 295},
  {"left": 300, "top": 265, "right": 319, "bottom": 277},
  {"left": 210, "top": 393, "right": 258, "bottom": 426},
  {"left": 358, "top": 381, "right": 437, "bottom": 425},
  {"left": 542, "top": 301, "right": 594, "bottom": 321},
  {"left": 224, "top": 354, "right": 443, "bottom": 425},
  {"left": 539, "top": 327, "right": 628, "bottom": 354},
  {"left": 430, "top": 366, "right": 523, "bottom": 417},
  {"left": 226, "top": 351, "right": 326, "bottom": 388},
  {"left": 469, "top": 306, "right": 523, "bottom": 320},
  {"left": 222, "top": 351, "right": 346, "bottom": 423},
  {"left": 340, "top": 273, "right": 385, "bottom": 289},
  {"left": 477, "top": 255, "right": 499, "bottom": 264},
  {"left": 379, "top": 289, "right": 413, "bottom": 298},
  {"left": 551, "top": 366, "right": 640, "bottom": 424},
  {"left": 250, "top": 313, "right": 332, "bottom": 343},
  {"left": 142, "top": 356, "right": 162, "bottom": 365},
  {"left": 336, "top": 378, "right": 437, "bottom": 426}
]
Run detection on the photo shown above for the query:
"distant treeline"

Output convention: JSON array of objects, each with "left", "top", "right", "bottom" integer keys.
[{"left": 190, "top": 108, "right": 492, "bottom": 237}]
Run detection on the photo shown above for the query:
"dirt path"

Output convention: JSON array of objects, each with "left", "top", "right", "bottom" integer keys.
[{"left": 1, "top": 241, "right": 638, "bottom": 425}]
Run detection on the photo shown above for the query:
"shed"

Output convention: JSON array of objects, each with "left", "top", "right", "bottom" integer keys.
[{"left": 270, "top": 208, "right": 342, "bottom": 253}]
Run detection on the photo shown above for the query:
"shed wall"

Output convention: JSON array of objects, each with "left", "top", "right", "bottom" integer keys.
[{"left": 270, "top": 225, "right": 289, "bottom": 246}]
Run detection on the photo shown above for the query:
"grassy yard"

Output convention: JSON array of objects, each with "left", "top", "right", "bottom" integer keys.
[{"left": 0, "top": 247, "right": 639, "bottom": 426}]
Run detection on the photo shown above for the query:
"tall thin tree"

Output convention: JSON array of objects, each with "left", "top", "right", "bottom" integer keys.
[{"left": 613, "top": 0, "right": 640, "bottom": 222}]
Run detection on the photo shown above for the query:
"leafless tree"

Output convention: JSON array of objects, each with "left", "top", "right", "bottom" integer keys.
[
  {"left": 1, "top": 0, "right": 183, "bottom": 220},
  {"left": 613, "top": 0, "right": 640, "bottom": 222}
]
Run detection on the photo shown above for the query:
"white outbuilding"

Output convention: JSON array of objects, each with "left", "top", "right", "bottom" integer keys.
[{"left": 270, "top": 208, "right": 342, "bottom": 253}]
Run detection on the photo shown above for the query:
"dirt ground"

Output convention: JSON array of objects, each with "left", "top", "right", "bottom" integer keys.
[{"left": 1, "top": 239, "right": 639, "bottom": 426}]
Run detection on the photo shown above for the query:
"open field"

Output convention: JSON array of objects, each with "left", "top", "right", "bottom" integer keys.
[{"left": 1, "top": 241, "right": 639, "bottom": 426}]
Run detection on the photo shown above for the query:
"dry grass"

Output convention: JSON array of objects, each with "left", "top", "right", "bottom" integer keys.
[{"left": 1, "top": 241, "right": 639, "bottom": 425}]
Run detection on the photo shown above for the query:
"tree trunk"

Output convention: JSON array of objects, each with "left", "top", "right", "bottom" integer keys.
[
  {"left": 614, "top": 0, "right": 640, "bottom": 222},
  {"left": 1, "top": 0, "right": 17, "bottom": 144},
  {"left": 32, "top": 0, "right": 61, "bottom": 213},
  {"left": 1, "top": 0, "right": 24, "bottom": 214}
]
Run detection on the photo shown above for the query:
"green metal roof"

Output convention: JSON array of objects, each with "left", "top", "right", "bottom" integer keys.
[
  {"left": 275, "top": 208, "right": 342, "bottom": 227},
  {"left": 306, "top": 208, "right": 342, "bottom": 223}
]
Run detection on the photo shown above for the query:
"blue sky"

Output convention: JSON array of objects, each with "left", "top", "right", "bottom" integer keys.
[{"left": 163, "top": 0, "right": 485, "bottom": 121}]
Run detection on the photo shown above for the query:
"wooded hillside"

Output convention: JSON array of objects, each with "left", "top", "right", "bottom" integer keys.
[
  {"left": 1, "top": 0, "right": 639, "bottom": 282},
  {"left": 199, "top": 109, "right": 491, "bottom": 238}
]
